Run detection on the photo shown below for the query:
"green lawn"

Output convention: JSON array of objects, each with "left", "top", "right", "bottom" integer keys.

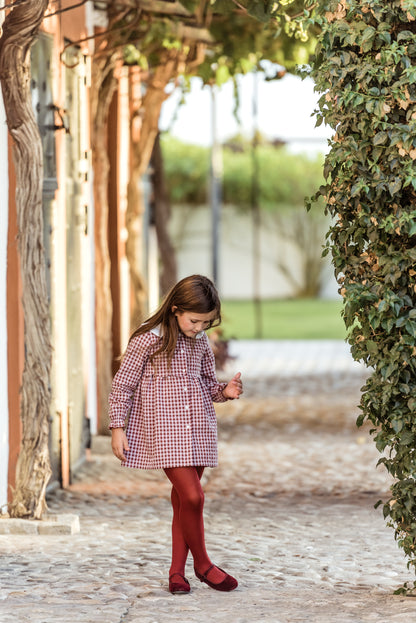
[{"left": 218, "top": 298, "right": 346, "bottom": 340}]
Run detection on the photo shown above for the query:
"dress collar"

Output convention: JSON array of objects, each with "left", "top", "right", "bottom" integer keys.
[{"left": 150, "top": 325, "right": 204, "bottom": 339}]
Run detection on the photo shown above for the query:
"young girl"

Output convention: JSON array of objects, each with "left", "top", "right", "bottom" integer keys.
[{"left": 109, "top": 275, "right": 243, "bottom": 594}]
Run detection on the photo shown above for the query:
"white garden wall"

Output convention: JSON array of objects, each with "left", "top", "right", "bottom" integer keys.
[{"left": 169, "top": 205, "right": 338, "bottom": 300}]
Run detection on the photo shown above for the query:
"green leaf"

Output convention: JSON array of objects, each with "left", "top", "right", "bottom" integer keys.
[
  {"left": 366, "top": 339, "right": 379, "bottom": 355},
  {"left": 405, "top": 320, "right": 416, "bottom": 338},
  {"left": 392, "top": 419, "right": 403, "bottom": 434},
  {"left": 388, "top": 178, "right": 402, "bottom": 196},
  {"left": 362, "top": 26, "right": 376, "bottom": 42},
  {"left": 397, "top": 31, "right": 415, "bottom": 42},
  {"left": 400, "top": 431, "right": 415, "bottom": 446},
  {"left": 373, "top": 131, "right": 388, "bottom": 146},
  {"left": 215, "top": 64, "right": 231, "bottom": 86},
  {"left": 356, "top": 413, "right": 365, "bottom": 427}
]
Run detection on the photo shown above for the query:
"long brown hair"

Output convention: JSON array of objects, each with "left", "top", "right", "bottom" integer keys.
[{"left": 130, "top": 275, "right": 221, "bottom": 364}]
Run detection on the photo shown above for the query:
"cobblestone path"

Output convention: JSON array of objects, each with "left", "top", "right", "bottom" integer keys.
[{"left": 1, "top": 342, "right": 416, "bottom": 622}]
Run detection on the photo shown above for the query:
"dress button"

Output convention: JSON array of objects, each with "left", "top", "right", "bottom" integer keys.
[
  {"left": 184, "top": 405, "right": 189, "bottom": 410},
  {"left": 183, "top": 369, "right": 186, "bottom": 373},
  {"left": 184, "top": 387, "right": 187, "bottom": 392},
  {"left": 186, "top": 424, "right": 191, "bottom": 430}
]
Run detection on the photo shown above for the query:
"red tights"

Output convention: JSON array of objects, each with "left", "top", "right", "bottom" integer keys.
[{"left": 164, "top": 466, "right": 225, "bottom": 583}]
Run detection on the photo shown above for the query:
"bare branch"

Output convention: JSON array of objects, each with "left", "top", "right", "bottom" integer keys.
[
  {"left": 230, "top": 0, "right": 247, "bottom": 13},
  {"left": 288, "top": 2, "right": 317, "bottom": 19},
  {"left": 45, "top": 0, "right": 90, "bottom": 16},
  {"left": 60, "top": 7, "right": 135, "bottom": 66}
]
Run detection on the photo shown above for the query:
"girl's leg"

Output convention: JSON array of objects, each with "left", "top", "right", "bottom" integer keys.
[
  {"left": 169, "top": 486, "right": 188, "bottom": 577},
  {"left": 168, "top": 465, "right": 204, "bottom": 576},
  {"left": 164, "top": 466, "right": 227, "bottom": 584}
]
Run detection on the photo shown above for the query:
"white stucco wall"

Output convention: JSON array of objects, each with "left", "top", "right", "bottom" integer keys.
[
  {"left": 87, "top": 171, "right": 97, "bottom": 434},
  {"left": 85, "top": 5, "right": 97, "bottom": 435},
  {"left": 169, "top": 205, "right": 338, "bottom": 300},
  {"left": 0, "top": 88, "right": 9, "bottom": 511}
]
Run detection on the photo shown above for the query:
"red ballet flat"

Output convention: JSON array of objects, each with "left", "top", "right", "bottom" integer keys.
[
  {"left": 194, "top": 564, "right": 238, "bottom": 592},
  {"left": 169, "top": 572, "right": 191, "bottom": 594}
]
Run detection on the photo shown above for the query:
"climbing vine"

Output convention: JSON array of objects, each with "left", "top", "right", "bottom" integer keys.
[{"left": 306, "top": 0, "right": 416, "bottom": 590}]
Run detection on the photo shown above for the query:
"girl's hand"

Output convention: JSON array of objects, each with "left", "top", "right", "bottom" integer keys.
[
  {"left": 111, "top": 428, "right": 130, "bottom": 461},
  {"left": 222, "top": 372, "right": 243, "bottom": 400}
]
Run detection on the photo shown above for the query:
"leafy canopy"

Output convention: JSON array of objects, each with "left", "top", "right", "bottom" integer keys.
[{"left": 122, "top": 0, "right": 318, "bottom": 87}]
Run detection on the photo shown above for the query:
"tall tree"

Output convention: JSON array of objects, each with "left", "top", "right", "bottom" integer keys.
[
  {"left": 126, "top": 48, "right": 199, "bottom": 326},
  {"left": 91, "top": 2, "right": 212, "bottom": 419},
  {"left": 90, "top": 4, "right": 127, "bottom": 430},
  {"left": 124, "top": 2, "right": 212, "bottom": 327},
  {"left": 150, "top": 132, "right": 178, "bottom": 295},
  {"left": 0, "top": 0, "right": 52, "bottom": 518}
]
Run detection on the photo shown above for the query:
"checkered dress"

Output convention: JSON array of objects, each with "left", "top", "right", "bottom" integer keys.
[{"left": 108, "top": 328, "right": 228, "bottom": 469}]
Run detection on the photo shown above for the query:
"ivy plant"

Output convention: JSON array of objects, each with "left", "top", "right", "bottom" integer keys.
[{"left": 305, "top": 0, "right": 416, "bottom": 593}]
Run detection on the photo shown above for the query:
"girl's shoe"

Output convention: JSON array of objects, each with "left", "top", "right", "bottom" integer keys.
[
  {"left": 194, "top": 564, "right": 238, "bottom": 592},
  {"left": 169, "top": 573, "right": 191, "bottom": 594}
]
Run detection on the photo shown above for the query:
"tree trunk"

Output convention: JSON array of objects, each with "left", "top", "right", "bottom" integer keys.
[
  {"left": 126, "top": 67, "right": 147, "bottom": 329},
  {"left": 150, "top": 132, "right": 177, "bottom": 296},
  {"left": 91, "top": 56, "right": 118, "bottom": 433},
  {"left": 90, "top": 0, "right": 138, "bottom": 429},
  {"left": 0, "top": 1, "right": 52, "bottom": 518},
  {"left": 126, "top": 53, "right": 185, "bottom": 326}
]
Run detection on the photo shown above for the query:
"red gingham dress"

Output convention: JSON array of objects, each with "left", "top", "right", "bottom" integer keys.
[{"left": 108, "top": 328, "right": 228, "bottom": 469}]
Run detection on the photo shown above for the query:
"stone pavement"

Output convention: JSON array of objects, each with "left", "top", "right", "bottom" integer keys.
[
  {"left": 1, "top": 341, "right": 416, "bottom": 623},
  {"left": 224, "top": 339, "right": 366, "bottom": 379}
]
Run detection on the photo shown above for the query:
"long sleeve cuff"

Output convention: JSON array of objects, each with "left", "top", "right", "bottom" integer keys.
[
  {"left": 212, "top": 381, "right": 229, "bottom": 403},
  {"left": 108, "top": 414, "right": 126, "bottom": 429}
]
